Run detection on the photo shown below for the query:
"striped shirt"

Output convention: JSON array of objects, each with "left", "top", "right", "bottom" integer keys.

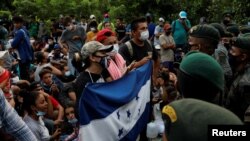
[{"left": 0, "top": 89, "right": 37, "bottom": 141}]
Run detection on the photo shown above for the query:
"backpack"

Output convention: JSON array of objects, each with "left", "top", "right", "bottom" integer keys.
[
  {"left": 125, "top": 40, "right": 152, "bottom": 58},
  {"left": 172, "top": 19, "right": 189, "bottom": 34}
]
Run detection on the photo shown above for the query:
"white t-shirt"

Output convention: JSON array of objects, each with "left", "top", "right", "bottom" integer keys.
[{"left": 23, "top": 115, "right": 50, "bottom": 141}]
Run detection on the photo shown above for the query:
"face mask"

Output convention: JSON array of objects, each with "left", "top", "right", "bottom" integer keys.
[
  {"left": 223, "top": 20, "right": 230, "bottom": 25},
  {"left": 65, "top": 71, "right": 71, "bottom": 77},
  {"left": 99, "top": 57, "right": 108, "bottom": 68},
  {"left": 165, "top": 31, "right": 171, "bottom": 36},
  {"left": 223, "top": 43, "right": 231, "bottom": 50},
  {"left": 36, "top": 111, "right": 46, "bottom": 116},
  {"left": 48, "top": 41, "right": 53, "bottom": 45},
  {"left": 68, "top": 118, "right": 78, "bottom": 125},
  {"left": 113, "top": 44, "right": 119, "bottom": 52},
  {"left": 228, "top": 54, "right": 240, "bottom": 71},
  {"left": 140, "top": 30, "right": 149, "bottom": 41},
  {"left": 98, "top": 57, "right": 108, "bottom": 68},
  {"left": 90, "top": 27, "right": 96, "bottom": 31}
]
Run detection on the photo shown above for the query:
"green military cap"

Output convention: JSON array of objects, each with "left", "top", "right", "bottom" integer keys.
[
  {"left": 162, "top": 98, "right": 243, "bottom": 141},
  {"left": 240, "top": 33, "right": 250, "bottom": 38},
  {"left": 180, "top": 51, "right": 224, "bottom": 91},
  {"left": 210, "top": 23, "right": 226, "bottom": 37},
  {"left": 227, "top": 25, "right": 240, "bottom": 36},
  {"left": 240, "top": 25, "right": 250, "bottom": 34},
  {"left": 231, "top": 37, "right": 250, "bottom": 50},
  {"left": 189, "top": 24, "right": 220, "bottom": 41}
]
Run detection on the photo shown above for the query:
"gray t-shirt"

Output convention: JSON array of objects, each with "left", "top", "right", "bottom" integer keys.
[
  {"left": 159, "top": 34, "right": 175, "bottom": 62},
  {"left": 23, "top": 115, "right": 50, "bottom": 141},
  {"left": 60, "top": 25, "right": 86, "bottom": 58}
]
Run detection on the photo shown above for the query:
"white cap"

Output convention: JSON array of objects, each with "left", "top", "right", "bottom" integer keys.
[
  {"left": 179, "top": 11, "right": 187, "bottom": 18},
  {"left": 159, "top": 17, "right": 165, "bottom": 22},
  {"left": 90, "top": 14, "right": 96, "bottom": 19}
]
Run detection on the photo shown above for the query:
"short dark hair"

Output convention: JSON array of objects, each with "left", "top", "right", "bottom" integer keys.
[
  {"left": 131, "top": 17, "right": 147, "bottom": 31},
  {"left": 12, "top": 16, "right": 24, "bottom": 23},
  {"left": 39, "top": 68, "right": 52, "bottom": 79},
  {"left": 116, "top": 17, "right": 123, "bottom": 21},
  {"left": 29, "top": 81, "right": 41, "bottom": 91},
  {"left": 63, "top": 16, "right": 72, "bottom": 26},
  {"left": 198, "top": 38, "right": 219, "bottom": 55}
]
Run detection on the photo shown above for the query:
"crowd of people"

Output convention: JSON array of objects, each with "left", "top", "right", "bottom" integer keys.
[{"left": 0, "top": 10, "right": 249, "bottom": 141}]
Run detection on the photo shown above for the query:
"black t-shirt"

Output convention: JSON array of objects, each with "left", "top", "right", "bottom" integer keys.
[
  {"left": 74, "top": 69, "right": 110, "bottom": 99},
  {"left": 115, "top": 24, "right": 126, "bottom": 41},
  {"left": 119, "top": 40, "right": 158, "bottom": 66},
  {"left": 74, "top": 69, "right": 109, "bottom": 118}
]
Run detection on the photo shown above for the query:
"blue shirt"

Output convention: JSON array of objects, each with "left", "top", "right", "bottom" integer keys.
[
  {"left": 0, "top": 89, "right": 37, "bottom": 141},
  {"left": 148, "top": 22, "right": 156, "bottom": 39},
  {"left": 172, "top": 19, "right": 191, "bottom": 45},
  {"left": 11, "top": 28, "right": 34, "bottom": 63}
]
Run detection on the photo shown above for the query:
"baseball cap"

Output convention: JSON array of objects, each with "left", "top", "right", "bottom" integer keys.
[
  {"left": 81, "top": 41, "right": 113, "bottom": 60},
  {"left": 159, "top": 17, "right": 165, "bottom": 22},
  {"left": 179, "top": 11, "right": 187, "bottom": 19},
  {"left": 90, "top": 14, "right": 96, "bottom": 19},
  {"left": 96, "top": 29, "right": 116, "bottom": 43},
  {"left": 164, "top": 23, "right": 171, "bottom": 31}
]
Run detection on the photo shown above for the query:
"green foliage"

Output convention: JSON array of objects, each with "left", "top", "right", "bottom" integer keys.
[{"left": 2, "top": 0, "right": 250, "bottom": 25}]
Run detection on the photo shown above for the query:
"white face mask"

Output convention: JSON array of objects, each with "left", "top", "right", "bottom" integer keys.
[
  {"left": 90, "top": 27, "right": 96, "bottom": 31},
  {"left": 106, "top": 44, "right": 119, "bottom": 56},
  {"left": 140, "top": 30, "right": 149, "bottom": 41},
  {"left": 113, "top": 44, "right": 119, "bottom": 52}
]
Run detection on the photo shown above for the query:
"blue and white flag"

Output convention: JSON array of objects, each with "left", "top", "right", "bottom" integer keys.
[{"left": 79, "top": 61, "right": 152, "bottom": 141}]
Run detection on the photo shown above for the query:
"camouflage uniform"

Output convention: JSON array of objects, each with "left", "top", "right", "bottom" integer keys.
[{"left": 226, "top": 63, "right": 250, "bottom": 121}]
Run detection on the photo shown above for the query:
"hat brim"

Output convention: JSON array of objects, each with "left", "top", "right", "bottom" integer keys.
[
  {"left": 180, "top": 16, "right": 187, "bottom": 19},
  {"left": 98, "top": 45, "right": 114, "bottom": 52}
]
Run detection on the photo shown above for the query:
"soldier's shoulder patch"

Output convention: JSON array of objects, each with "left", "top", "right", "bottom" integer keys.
[{"left": 162, "top": 105, "right": 177, "bottom": 123}]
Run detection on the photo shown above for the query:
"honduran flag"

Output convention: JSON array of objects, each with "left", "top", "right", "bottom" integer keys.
[{"left": 79, "top": 61, "right": 152, "bottom": 141}]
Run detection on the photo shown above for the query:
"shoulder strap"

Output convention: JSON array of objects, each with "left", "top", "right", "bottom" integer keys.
[
  {"left": 125, "top": 41, "right": 133, "bottom": 58},
  {"left": 172, "top": 20, "right": 177, "bottom": 34},
  {"left": 146, "top": 39, "right": 152, "bottom": 49},
  {"left": 125, "top": 40, "right": 152, "bottom": 57}
]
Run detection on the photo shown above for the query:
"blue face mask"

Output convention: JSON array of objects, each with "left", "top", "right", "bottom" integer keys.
[
  {"left": 36, "top": 111, "right": 46, "bottom": 116},
  {"left": 68, "top": 118, "right": 78, "bottom": 126},
  {"left": 65, "top": 71, "right": 71, "bottom": 77}
]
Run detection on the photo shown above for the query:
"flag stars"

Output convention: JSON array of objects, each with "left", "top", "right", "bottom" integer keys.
[
  {"left": 136, "top": 95, "right": 139, "bottom": 101},
  {"left": 118, "top": 128, "right": 123, "bottom": 138},
  {"left": 127, "top": 110, "right": 131, "bottom": 118},
  {"left": 117, "top": 111, "right": 120, "bottom": 120}
]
